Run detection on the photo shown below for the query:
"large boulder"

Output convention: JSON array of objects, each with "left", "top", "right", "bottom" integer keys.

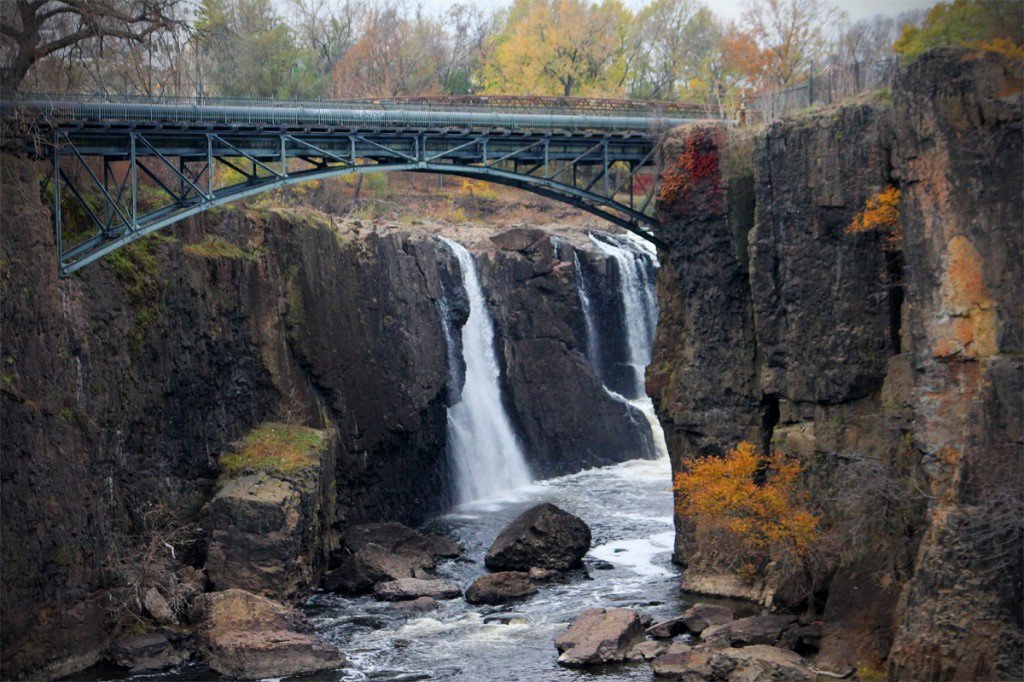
[
  {"left": 372, "top": 578, "right": 461, "bottom": 602},
  {"left": 554, "top": 607, "right": 646, "bottom": 666},
  {"left": 714, "top": 645, "right": 814, "bottom": 681},
  {"left": 485, "top": 503, "right": 591, "bottom": 571},
  {"left": 325, "top": 522, "right": 459, "bottom": 593},
  {"left": 189, "top": 589, "right": 344, "bottom": 679},
  {"left": 648, "top": 603, "right": 735, "bottom": 638},
  {"left": 651, "top": 648, "right": 712, "bottom": 679},
  {"left": 465, "top": 572, "right": 538, "bottom": 605},
  {"left": 701, "top": 614, "right": 798, "bottom": 649}
]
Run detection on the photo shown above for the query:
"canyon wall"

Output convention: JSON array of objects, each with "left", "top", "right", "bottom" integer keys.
[
  {"left": 0, "top": 169, "right": 648, "bottom": 678},
  {"left": 650, "top": 47, "right": 1022, "bottom": 678}
]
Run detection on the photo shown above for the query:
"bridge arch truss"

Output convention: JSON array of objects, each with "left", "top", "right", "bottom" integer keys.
[{"left": 39, "top": 122, "right": 667, "bottom": 275}]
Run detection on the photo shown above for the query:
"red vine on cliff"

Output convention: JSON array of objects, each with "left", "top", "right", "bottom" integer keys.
[{"left": 658, "top": 128, "right": 724, "bottom": 211}]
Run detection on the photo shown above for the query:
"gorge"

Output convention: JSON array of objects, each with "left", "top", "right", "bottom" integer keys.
[{"left": 1, "top": 47, "right": 1021, "bottom": 681}]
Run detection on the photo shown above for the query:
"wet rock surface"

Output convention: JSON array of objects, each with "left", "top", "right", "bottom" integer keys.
[
  {"left": 372, "top": 578, "right": 461, "bottom": 602},
  {"left": 464, "top": 571, "right": 537, "bottom": 605},
  {"left": 648, "top": 603, "right": 734, "bottom": 638},
  {"left": 325, "top": 522, "right": 457, "bottom": 593},
  {"left": 189, "top": 589, "right": 344, "bottom": 679},
  {"left": 485, "top": 502, "right": 591, "bottom": 571},
  {"left": 554, "top": 607, "right": 647, "bottom": 666},
  {"left": 105, "top": 631, "right": 193, "bottom": 674}
]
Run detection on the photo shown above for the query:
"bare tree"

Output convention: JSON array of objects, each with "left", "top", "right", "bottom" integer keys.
[{"left": 1, "top": 0, "right": 188, "bottom": 93}]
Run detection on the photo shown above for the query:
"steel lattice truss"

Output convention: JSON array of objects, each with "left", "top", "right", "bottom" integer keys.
[{"left": 4, "top": 97, "right": 695, "bottom": 275}]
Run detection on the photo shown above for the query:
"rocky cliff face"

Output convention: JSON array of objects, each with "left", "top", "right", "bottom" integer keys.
[{"left": 650, "top": 48, "right": 1022, "bottom": 678}]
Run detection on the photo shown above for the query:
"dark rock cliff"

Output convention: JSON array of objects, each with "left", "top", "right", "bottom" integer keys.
[{"left": 650, "top": 48, "right": 1022, "bottom": 678}]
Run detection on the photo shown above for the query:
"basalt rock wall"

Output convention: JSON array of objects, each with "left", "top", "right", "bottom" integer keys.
[{"left": 650, "top": 48, "right": 1022, "bottom": 678}]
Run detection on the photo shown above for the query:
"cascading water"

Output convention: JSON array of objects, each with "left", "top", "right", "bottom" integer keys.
[
  {"left": 439, "top": 237, "right": 532, "bottom": 503},
  {"left": 577, "top": 233, "right": 669, "bottom": 459},
  {"left": 589, "top": 233, "right": 659, "bottom": 399}
]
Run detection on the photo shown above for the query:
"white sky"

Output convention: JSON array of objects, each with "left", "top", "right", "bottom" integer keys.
[{"left": 410, "top": 0, "right": 940, "bottom": 22}]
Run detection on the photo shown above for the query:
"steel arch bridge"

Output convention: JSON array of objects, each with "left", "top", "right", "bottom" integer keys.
[{"left": 1, "top": 94, "right": 712, "bottom": 275}]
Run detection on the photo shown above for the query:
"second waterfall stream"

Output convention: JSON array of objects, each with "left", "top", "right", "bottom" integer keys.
[{"left": 440, "top": 237, "right": 532, "bottom": 503}]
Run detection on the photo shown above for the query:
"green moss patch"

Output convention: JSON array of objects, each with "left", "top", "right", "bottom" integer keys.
[
  {"left": 182, "top": 234, "right": 253, "bottom": 261},
  {"left": 220, "top": 422, "right": 326, "bottom": 477}
]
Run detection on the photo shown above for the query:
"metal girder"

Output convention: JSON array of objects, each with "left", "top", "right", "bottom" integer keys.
[{"left": 41, "top": 125, "right": 667, "bottom": 275}]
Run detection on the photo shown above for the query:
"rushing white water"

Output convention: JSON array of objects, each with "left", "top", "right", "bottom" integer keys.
[
  {"left": 440, "top": 238, "right": 532, "bottom": 503},
  {"left": 589, "top": 233, "right": 659, "bottom": 400},
  {"left": 571, "top": 248, "right": 602, "bottom": 378}
]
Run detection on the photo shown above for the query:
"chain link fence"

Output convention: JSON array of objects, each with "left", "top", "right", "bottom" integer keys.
[{"left": 743, "top": 57, "right": 899, "bottom": 124}]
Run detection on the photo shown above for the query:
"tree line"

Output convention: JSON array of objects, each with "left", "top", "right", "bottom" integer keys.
[{"left": 2, "top": 0, "right": 1021, "bottom": 114}]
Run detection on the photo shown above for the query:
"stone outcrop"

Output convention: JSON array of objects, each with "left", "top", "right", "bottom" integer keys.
[
  {"left": 189, "top": 589, "right": 344, "bottom": 679},
  {"left": 651, "top": 47, "right": 1022, "bottom": 678},
  {"left": 205, "top": 425, "right": 337, "bottom": 601},
  {"left": 484, "top": 502, "right": 591, "bottom": 571},
  {"left": 105, "top": 631, "right": 193, "bottom": 674},
  {"left": 647, "top": 603, "right": 734, "bottom": 638},
  {"left": 464, "top": 571, "right": 537, "bottom": 605},
  {"left": 554, "top": 607, "right": 647, "bottom": 666}
]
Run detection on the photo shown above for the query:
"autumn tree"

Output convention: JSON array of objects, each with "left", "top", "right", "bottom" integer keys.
[
  {"left": 674, "top": 441, "right": 818, "bottom": 577},
  {"left": 197, "top": 0, "right": 321, "bottom": 98},
  {"left": 0, "top": 0, "right": 189, "bottom": 93},
  {"left": 628, "top": 0, "right": 722, "bottom": 101},
  {"left": 724, "top": 0, "right": 844, "bottom": 88},
  {"left": 482, "top": 0, "right": 629, "bottom": 97},
  {"left": 894, "top": 0, "right": 1023, "bottom": 58}
]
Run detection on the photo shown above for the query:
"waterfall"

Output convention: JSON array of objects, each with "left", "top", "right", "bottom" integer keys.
[
  {"left": 577, "top": 232, "right": 669, "bottom": 459},
  {"left": 589, "top": 233, "right": 659, "bottom": 400},
  {"left": 439, "top": 237, "right": 533, "bottom": 503}
]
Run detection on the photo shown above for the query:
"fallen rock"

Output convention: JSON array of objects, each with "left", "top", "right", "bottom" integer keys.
[
  {"left": 651, "top": 649, "right": 713, "bottom": 679},
  {"left": 491, "top": 226, "right": 548, "bottom": 252},
  {"left": 626, "top": 640, "right": 669, "bottom": 661},
  {"left": 713, "top": 645, "right": 814, "bottom": 681},
  {"left": 372, "top": 578, "right": 461, "bottom": 601},
  {"left": 528, "top": 567, "right": 562, "bottom": 582},
  {"left": 326, "top": 523, "right": 457, "bottom": 593},
  {"left": 778, "top": 622, "right": 822, "bottom": 654},
  {"left": 106, "top": 631, "right": 192, "bottom": 674},
  {"left": 143, "top": 587, "right": 177, "bottom": 626},
  {"left": 485, "top": 503, "right": 591, "bottom": 571},
  {"left": 388, "top": 596, "right": 439, "bottom": 614},
  {"left": 465, "top": 572, "right": 538, "bottom": 605},
  {"left": 190, "top": 589, "right": 344, "bottom": 679},
  {"left": 701, "top": 614, "right": 797, "bottom": 649},
  {"left": 554, "top": 607, "right": 646, "bottom": 666},
  {"left": 649, "top": 603, "right": 735, "bottom": 638}
]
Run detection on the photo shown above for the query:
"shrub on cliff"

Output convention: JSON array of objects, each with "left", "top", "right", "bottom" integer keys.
[
  {"left": 894, "top": 1, "right": 1023, "bottom": 59},
  {"left": 673, "top": 441, "right": 818, "bottom": 579},
  {"left": 846, "top": 185, "right": 902, "bottom": 248}
]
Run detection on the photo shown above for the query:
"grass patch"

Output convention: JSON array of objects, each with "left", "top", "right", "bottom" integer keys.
[
  {"left": 105, "top": 232, "right": 176, "bottom": 301},
  {"left": 182, "top": 234, "right": 253, "bottom": 261},
  {"left": 220, "top": 422, "right": 326, "bottom": 477}
]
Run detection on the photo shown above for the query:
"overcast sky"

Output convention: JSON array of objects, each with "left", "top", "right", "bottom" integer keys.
[{"left": 409, "top": 0, "right": 940, "bottom": 22}]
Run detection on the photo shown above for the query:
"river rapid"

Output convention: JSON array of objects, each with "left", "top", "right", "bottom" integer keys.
[{"left": 304, "top": 455, "right": 694, "bottom": 682}]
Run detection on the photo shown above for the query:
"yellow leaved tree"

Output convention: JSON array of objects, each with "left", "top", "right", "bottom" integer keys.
[{"left": 674, "top": 441, "right": 818, "bottom": 577}]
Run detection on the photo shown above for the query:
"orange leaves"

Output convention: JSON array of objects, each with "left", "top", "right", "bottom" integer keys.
[
  {"left": 673, "top": 441, "right": 818, "bottom": 574},
  {"left": 658, "top": 128, "right": 722, "bottom": 210},
  {"left": 846, "top": 185, "right": 902, "bottom": 248}
]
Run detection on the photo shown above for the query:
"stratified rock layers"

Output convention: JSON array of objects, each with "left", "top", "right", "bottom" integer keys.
[{"left": 650, "top": 48, "right": 1022, "bottom": 678}]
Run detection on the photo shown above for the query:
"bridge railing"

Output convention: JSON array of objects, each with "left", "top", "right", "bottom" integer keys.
[{"left": 15, "top": 91, "right": 711, "bottom": 118}]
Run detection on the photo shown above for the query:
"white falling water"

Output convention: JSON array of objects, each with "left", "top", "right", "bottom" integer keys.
[
  {"left": 581, "top": 233, "right": 668, "bottom": 459},
  {"left": 589, "top": 233, "right": 658, "bottom": 399},
  {"left": 440, "top": 237, "right": 533, "bottom": 503},
  {"left": 572, "top": 248, "right": 602, "bottom": 378}
]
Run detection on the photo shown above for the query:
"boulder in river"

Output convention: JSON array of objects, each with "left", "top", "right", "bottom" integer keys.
[
  {"left": 701, "top": 614, "right": 798, "bottom": 649},
  {"left": 325, "top": 522, "right": 459, "bottom": 593},
  {"left": 485, "top": 503, "right": 591, "bottom": 571},
  {"left": 372, "top": 578, "right": 461, "bottom": 601},
  {"left": 647, "top": 603, "right": 735, "bottom": 638},
  {"left": 465, "top": 572, "right": 538, "bottom": 605},
  {"left": 554, "top": 607, "right": 646, "bottom": 666},
  {"left": 190, "top": 589, "right": 344, "bottom": 679},
  {"left": 388, "top": 596, "right": 440, "bottom": 614}
]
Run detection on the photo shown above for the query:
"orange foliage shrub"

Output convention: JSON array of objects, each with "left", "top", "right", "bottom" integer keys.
[
  {"left": 970, "top": 37, "right": 1024, "bottom": 60},
  {"left": 846, "top": 185, "right": 902, "bottom": 248},
  {"left": 674, "top": 441, "right": 818, "bottom": 576}
]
